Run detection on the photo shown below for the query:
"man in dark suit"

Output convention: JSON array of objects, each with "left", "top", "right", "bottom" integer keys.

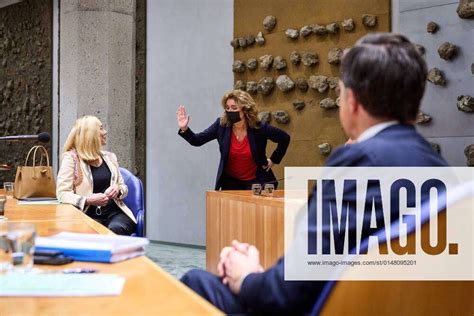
[{"left": 180, "top": 33, "right": 448, "bottom": 315}]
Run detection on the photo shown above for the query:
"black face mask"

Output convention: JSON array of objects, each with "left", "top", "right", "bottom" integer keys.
[{"left": 226, "top": 111, "right": 242, "bottom": 124}]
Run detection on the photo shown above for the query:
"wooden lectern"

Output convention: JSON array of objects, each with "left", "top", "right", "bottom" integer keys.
[{"left": 206, "top": 190, "right": 285, "bottom": 274}]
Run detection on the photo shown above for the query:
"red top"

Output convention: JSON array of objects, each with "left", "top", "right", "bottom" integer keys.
[{"left": 225, "top": 132, "right": 257, "bottom": 181}]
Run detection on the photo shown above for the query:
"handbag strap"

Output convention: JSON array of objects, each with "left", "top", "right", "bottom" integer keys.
[
  {"left": 24, "top": 146, "right": 51, "bottom": 180},
  {"left": 25, "top": 145, "right": 50, "bottom": 167}
]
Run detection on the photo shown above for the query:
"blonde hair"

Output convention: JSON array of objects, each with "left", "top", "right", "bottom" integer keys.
[
  {"left": 63, "top": 116, "right": 102, "bottom": 161},
  {"left": 220, "top": 90, "right": 260, "bottom": 129}
]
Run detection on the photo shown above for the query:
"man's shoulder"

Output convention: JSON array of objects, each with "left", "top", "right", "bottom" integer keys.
[{"left": 327, "top": 125, "right": 447, "bottom": 167}]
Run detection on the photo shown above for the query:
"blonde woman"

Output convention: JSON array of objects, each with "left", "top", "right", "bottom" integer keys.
[
  {"left": 57, "top": 116, "right": 136, "bottom": 235},
  {"left": 177, "top": 90, "right": 290, "bottom": 190}
]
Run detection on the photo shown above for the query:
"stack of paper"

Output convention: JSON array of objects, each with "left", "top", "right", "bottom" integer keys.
[{"left": 36, "top": 232, "right": 149, "bottom": 263}]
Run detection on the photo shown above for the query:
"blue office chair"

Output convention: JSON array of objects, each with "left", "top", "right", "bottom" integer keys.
[
  {"left": 119, "top": 167, "right": 145, "bottom": 237},
  {"left": 310, "top": 182, "right": 473, "bottom": 315}
]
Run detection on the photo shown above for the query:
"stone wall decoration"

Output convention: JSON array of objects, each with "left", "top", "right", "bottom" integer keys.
[
  {"left": 328, "top": 77, "right": 339, "bottom": 89},
  {"left": 245, "top": 35, "right": 255, "bottom": 46},
  {"left": 238, "top": 37, "right": 247, "bottom": 48},
  {"left": 0, "top": 0, "right": 53, "bottom": 184},
  {"left": 309, "top": 75, "right": 329, "bottom": 93},
  {"left": 276, "top": 75, "right": 295, "bottom": 92},
  {"left": 325, "top": 23, "right": 340, "bottom": 34},
  {"left": 320, "top": 98, "right": 338, "bottom": 109},
  {"left": 302, "top": 52, "right": 319, "bottom": 66},
  {"left": 257, "top": 77, "right": 275, "bottom": 95},
  {"left": 247, "top": 58, "right": 257, "bottom": 70},
  {"left": 416, "top": 111, "right": 432, "bottom": 124},
  {"left": 295, "top": 77, "right": 309, "bottom": 92},
  {"left": 258, "top": 111, "right": 271, "bottom": 124},
  {"left": 328, "top": 48, "right": 343, "bottom": 64},
  {"left": 263, "top": 15, "right": 277, "bottom": 31},
  {"left": 234, "top": 80, "right": 245, "bottom": 90},
  {"left": 232, "top": 60, "right": 246, "bottom": 73},
  {"left": 259, "top": 54, "right": 274, "bottom": 70},
  {"left": 457, "top": 0, "right": 474, "bottom": 19},
  {"left": 300, "top": 25, "right": 313, "bottom": 37},
  {"left": 318, "top": 143, "right": 332, "bottom": 155},
  {"left": 430, "top": 142, "right": 441, "bottom": 154},
  {"left": 234, "top": 0, "right": 391, "bottom": 171},
  {"left": 246, "top": 81, "right": 258, "bottom": 94},
  {"left": 313, "top": 24, "right": 327, "bottom": 35},
  {"left": 438, "top": 42, "right": 457, "bottom": 60},
  {"left": 272, "top": 110, "right": 290, "bottom": 124},
  {"left": 341, "top": 18, "right": 355, "bottom": 32},
  {"left": 256, "top": 32, "right": 265, "bottom": 45},
  {"left": 464, "top": 144, "right": 474, "bottom": 166},
  {"left": 427, "top": 68, "right": 447, "bottom": 86},
  {"left": 427, "top": 21, "right": 439, "bottom": 33},
  {"left": 273, "top": 56, "right": 287, "bottom": 70},
  {"left": 362, "top": 14, "right": 377, "bottom": 27},
  {"left": 293, "top": 99, "right": 305, "bottom": 111},
  {"left": 290, "top": 51, "right": 301, "bottom": 65},
  {"left": 231, "top": 38, "right": 240, "bottom": 48},
  {"left": 285, "top": 28, "right": 299, "bottom": 39},
  {"left": 456, "top": 95, "right": 474, "bottom": 112}
]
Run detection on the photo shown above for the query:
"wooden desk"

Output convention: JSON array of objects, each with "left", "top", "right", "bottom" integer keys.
[
  {"left": 0, "top": 198, "right": 222, "bottom": 316},
  {"left": 206, "top": 190, "right": 284, "bottom": 274}
]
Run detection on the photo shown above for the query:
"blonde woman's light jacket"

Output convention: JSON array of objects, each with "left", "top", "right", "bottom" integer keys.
[{"left": 56, "top": 150, "right": 136, "bottom": 223}]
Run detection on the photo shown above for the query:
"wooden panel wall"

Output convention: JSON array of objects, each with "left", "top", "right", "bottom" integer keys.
[{"left": 234, "top": 0, "right": 391, "bottom": 183}]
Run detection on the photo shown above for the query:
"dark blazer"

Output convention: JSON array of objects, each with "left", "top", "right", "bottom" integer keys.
[
  {"left": 178, "top": 118, "right": 290, "bottom": 190},
  {"left": 239, "top": 124, "right": 448, "bottom": 315}
]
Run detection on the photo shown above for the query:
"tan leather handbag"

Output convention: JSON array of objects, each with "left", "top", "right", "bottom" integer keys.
[{"left": 13, "top": 145, "right": 56, "bottom": 199}]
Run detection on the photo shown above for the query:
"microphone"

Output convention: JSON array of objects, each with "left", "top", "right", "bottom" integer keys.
[{"left": 0, "top": 132, "right": 51, "bottom": 143}]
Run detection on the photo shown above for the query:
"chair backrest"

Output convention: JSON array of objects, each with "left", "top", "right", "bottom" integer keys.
[
  {"left": 119, "top": 167, "right": 144, "bottom": 220},
  {"left": 312, "top": 181, "right": 474, "bottom": 315}
]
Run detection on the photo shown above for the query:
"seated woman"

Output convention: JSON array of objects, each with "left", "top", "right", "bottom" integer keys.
[{"left": 57, "top": 115, "right": 136, "bottom": 235}]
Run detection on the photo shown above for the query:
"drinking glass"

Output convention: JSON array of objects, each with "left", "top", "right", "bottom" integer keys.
[
  {"left": 251, "top": 183, "right": 262, "bottom": 195},
  {"left": 3, "top": 182, "right": 14, "bottom": 197},
  {"left": 263, "top": 183, "right": 275, "bottom": 197},
  {"left": 7, "top": 223, "right": 36, "bottom": 273},
  {"left": 0, "top": 222, "right": 12, "bottom": 274}
]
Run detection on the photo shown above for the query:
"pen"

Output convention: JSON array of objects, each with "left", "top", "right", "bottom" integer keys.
[{"left": 62, "top": 268, "right": 98, "bottom": 274}]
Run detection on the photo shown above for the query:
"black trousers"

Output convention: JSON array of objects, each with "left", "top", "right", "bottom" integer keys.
[
  {"left": 86, "top": 203, "right": 136, "bottom": 235},
  {"left": 220, "top": 173, "right": 259, "bottom": 190}
]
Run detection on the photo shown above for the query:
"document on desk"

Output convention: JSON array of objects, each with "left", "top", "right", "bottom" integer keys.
[
  {"left": 0, "top": 274, "right": 125, "bottom": 297},
  {"left": 36, "top": 232, "right": 149, "bottom": 263},
  {"left": 17, "top": 200, "right": 60, "bottom": 205}
]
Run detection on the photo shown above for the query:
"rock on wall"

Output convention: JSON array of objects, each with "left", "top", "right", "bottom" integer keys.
[{"left": 0, "top": 0, "right": 52, "bottom": 184}]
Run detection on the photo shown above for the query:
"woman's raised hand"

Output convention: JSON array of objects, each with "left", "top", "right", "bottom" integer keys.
[{"left": 176, "top": 105, "right": 190, "bottom": 132}]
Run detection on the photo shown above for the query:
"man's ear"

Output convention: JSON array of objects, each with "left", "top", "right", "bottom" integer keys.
[{"left": 346, "top": 88, "right": 359, "bottom": 114}]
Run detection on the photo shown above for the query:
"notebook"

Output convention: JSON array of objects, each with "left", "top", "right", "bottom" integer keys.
[{"left": 36, "top": 232, "right": 149, "bottom": 263}]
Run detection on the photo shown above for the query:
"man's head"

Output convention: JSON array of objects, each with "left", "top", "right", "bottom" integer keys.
[{"left": 339, "top": 33, "right": 427, "bottom": 139}]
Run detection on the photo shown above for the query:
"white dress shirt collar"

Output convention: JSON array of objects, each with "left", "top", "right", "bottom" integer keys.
[{"left": 356, "top": 121, "right": 399, "bottom": 143}]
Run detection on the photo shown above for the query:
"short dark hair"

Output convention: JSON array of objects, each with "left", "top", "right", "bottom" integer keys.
[{"left": 340, "top": 33, "right": 427, "bottom": 123}]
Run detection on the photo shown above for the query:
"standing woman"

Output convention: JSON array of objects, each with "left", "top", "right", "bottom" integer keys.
[
  {"left": 177, "top": 90, "right": 290, "bottom": 190},
  {"left": 57, "top": 116, "right": 136, "bottom": 235}
]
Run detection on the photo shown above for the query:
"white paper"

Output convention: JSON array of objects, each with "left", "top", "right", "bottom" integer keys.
[{"left": 0, "top": 274, "right": 125, "bottom": 297}]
